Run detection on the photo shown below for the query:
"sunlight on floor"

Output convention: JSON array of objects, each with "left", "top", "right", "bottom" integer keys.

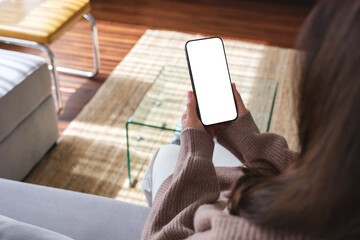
[{"left": 25, "top": 30, "right": 287, "bottom": 207}]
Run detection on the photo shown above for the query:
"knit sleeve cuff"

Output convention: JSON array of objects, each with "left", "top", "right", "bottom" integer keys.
[
  {"left": 217, "top": 111, "right": 260, "bottom": 142},
  {"left": 180, "top": 128, "right": 215, "bottom": 160}
]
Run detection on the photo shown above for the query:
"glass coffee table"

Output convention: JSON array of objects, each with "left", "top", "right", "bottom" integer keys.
[{"left": 126, "top": 65, "right": 277, "bottom": 186}]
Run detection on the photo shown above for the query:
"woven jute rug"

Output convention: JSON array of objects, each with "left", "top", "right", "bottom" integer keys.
[{"left": 25, "top": 30, "right": 298, "bottom": 206}]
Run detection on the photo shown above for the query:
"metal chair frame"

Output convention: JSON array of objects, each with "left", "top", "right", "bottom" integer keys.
[{"left": 0, "top": 13, "right": 100, "bottom": 112}]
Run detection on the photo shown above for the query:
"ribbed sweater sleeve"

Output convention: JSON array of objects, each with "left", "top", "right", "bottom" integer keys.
[
  {"left": 141, "top": 128, "right": 220, "bottom": 240},
  {"left": 141, "top": 112, "right": 300, "bottom": 240},
  {"left": 217, "top": 111, "right": 298, "bottom": 173}
]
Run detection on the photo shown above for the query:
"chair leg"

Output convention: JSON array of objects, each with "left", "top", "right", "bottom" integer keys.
[
  {"left": 0, "top": 37, "right": 63, "bottom": 112},
  {"left": 85, "top": 13, "right": 101, "bottom": 75},
  {"left": 0, "top": 12, "right": 100, "bottom": 112},
  {"left": 56, "top": 13, "right": 100, "bottom": 78},
  {"left": 39, "top": 44, "right": 63, "bottom": 112}
]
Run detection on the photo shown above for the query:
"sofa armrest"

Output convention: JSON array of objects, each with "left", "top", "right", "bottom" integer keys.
[{"left": 0, "top": 178, "right": 150, "bottom": 240}]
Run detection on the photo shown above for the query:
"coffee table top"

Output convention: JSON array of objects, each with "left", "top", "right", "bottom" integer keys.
[{"left": 127, "top": 65, "right": 277, "bottom": 133}]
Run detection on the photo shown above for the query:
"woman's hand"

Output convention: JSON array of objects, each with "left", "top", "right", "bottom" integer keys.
[
  {"left": 231, "top": 82, "right": 247, "bottom": 116},
  {"left": 205, "top": 83, "right": 247, "bottom": 137},
  {"left": 181, "top": 91, "right": 205, "bottom": 131},
  {"left": 181, "top": 83, "right": 247, "bottom": 136}
]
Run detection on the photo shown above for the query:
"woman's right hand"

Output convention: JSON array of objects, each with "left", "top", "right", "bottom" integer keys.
[
  {"left": 232, "top": 82, "right": 247, "bottom": 116},
  {"left": 205, "top": 83, "right": 247, "bottom": 137}
]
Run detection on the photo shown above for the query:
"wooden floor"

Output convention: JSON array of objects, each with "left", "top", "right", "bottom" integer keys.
[{"left": 0, "top": 0, "right": 313, "bottom": 134}]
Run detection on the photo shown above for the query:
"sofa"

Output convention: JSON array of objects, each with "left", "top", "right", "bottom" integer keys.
[
  {"left": 0, "top": 49, "right": 150, "bottom": 239},
  {"left": 0, "top": 49, "right": 58, "bottom": 180},
  {"left": 0, "top": 178, "right": 150, "bottom": 240}
]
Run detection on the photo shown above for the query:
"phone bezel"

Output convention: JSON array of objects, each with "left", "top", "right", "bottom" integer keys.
[{"left": 184, "top": 36, "right": 238, "bottom": 126}]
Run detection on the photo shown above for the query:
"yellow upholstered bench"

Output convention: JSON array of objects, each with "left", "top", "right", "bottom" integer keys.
[{"left": 0, "top": 0, "right": 100, "bottom": 111}]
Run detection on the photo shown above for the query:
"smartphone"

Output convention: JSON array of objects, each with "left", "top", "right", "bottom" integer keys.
[{"left": 185, "top": 37, "right": 238, "bottom": 126}]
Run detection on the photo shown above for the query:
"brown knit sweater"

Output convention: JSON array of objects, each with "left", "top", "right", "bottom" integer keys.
[{"left": 141, "top": 112, "right": 304, "bottom": 240}]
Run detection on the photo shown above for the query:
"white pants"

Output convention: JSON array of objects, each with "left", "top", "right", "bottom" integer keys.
[{"left": 142, "top": 143, "right": 242, "bottom": 206}]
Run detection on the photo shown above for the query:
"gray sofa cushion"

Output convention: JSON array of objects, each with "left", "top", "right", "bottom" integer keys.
[
  {"left": 0, "top": 178, "right": 150, "bottom": 240},
  {"left": 0, "top": 49, "right": 51, "bottom": 142},
  {"left": 0, "top": 95, "right": 58, "bottom": 180},
  {"left": 0, "top": 215, "right": 73, "bottom": 240}
]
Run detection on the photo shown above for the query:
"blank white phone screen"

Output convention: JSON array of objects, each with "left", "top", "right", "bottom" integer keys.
[{"left": 186, "top": 37, "right": 237, "bottom": 125}]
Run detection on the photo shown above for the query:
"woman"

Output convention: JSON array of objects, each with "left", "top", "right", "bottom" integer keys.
[{"left": 141, "top": 0, "right": 360, "bottom": 239}]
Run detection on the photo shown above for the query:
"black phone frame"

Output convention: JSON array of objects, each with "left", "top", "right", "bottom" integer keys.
[{"left": 184, "top": 36, "right": 238, "bottom": 126}]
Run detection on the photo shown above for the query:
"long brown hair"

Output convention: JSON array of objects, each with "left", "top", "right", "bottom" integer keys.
[{"left": 228, "top": 0, "right": 360, "bottom": 239}]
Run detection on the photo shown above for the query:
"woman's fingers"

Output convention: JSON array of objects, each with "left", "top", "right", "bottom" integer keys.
[
  {"left": 232, "top": 83, "right": 247, "bottom": 116},
  {"left": 182, "top": 91, "right": 204, "bottom": 131},
  {"left": 181, "top": 110, "right": 187, "bottom": 126},
  {"left": 186, "top": 91, "right": 197, "bottom": 118},
  {"left": 182, "top": 85, "right": 245, "bottom": 132}
]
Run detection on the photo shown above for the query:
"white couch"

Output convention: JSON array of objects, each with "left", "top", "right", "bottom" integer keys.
[{"left": 0, "top": 49, "right": 58, "bottom": 180}]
